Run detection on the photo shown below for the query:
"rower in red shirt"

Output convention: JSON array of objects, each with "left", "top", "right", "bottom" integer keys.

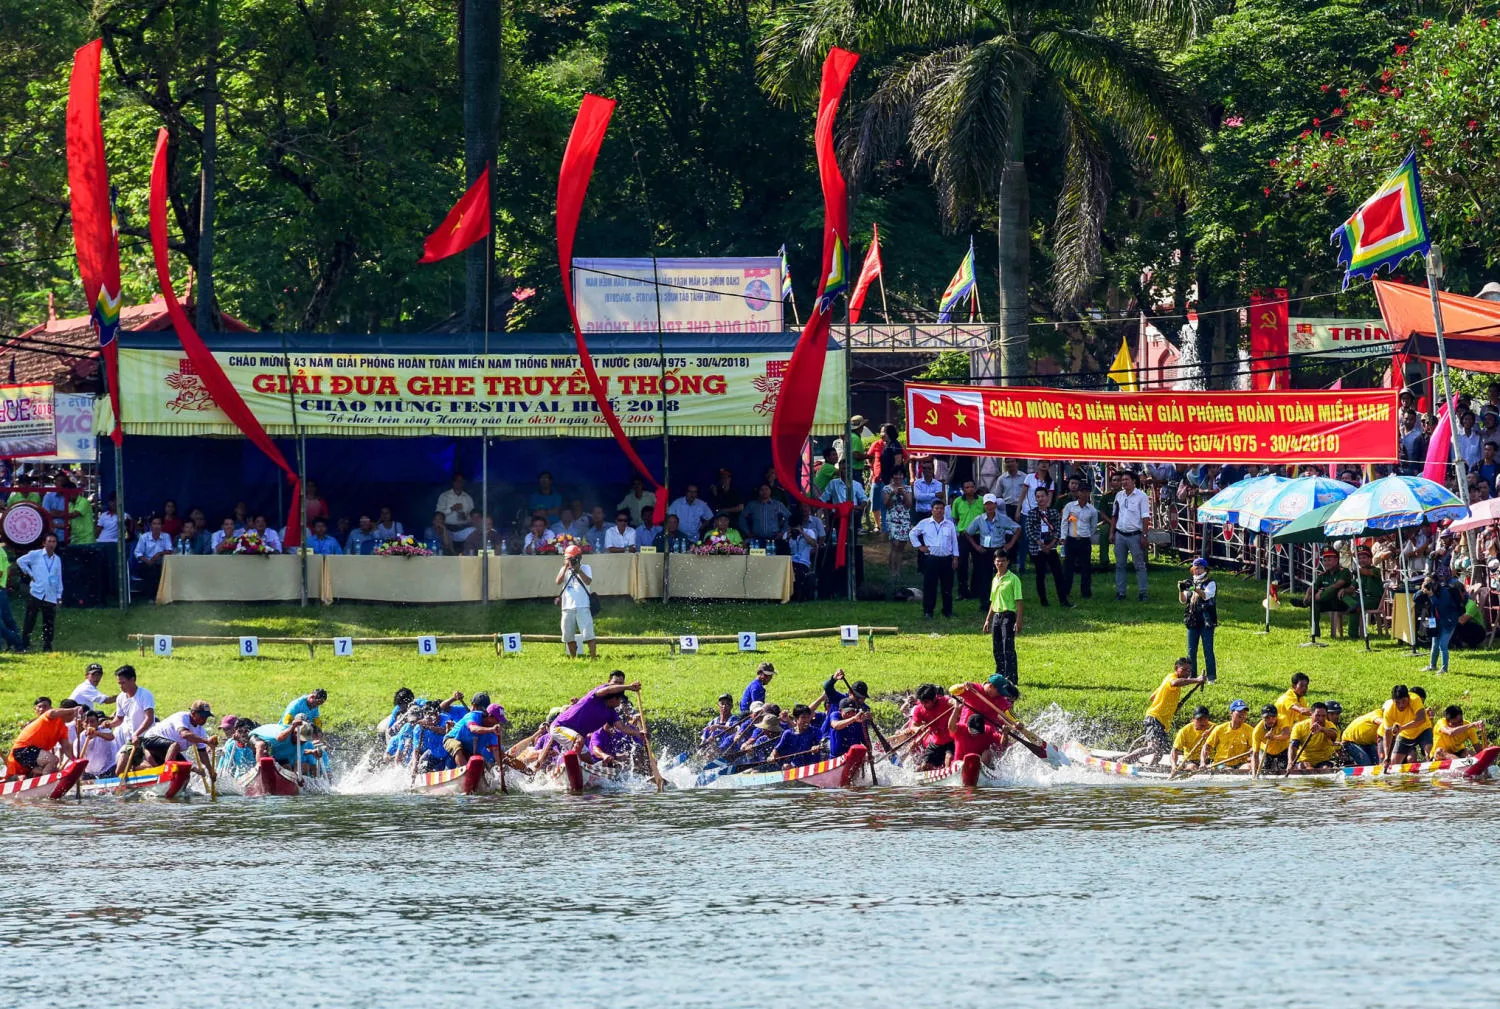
[
  {"left": 953, "top": 674, "right": 1018, "bottom": 725},
  {"left": 906, "top": 684, "right": 956, "bottom": 770},
  {"left": 948, "top": 704, "right": 1006, "bottom": 763}
]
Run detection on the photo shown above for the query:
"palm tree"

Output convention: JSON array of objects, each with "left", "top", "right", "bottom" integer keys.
[{"left": 761, "top": 0, "right": 1205, "bottom": 381}]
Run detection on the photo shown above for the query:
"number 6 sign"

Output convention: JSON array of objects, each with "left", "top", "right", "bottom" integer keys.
[{"left": 417, "top": 635, "right": 438, "bottom": 655}]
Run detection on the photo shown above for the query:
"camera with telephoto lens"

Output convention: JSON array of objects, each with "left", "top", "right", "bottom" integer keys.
[{"left": 1177, "top": 579, "right": 1191, "bottom": 591}]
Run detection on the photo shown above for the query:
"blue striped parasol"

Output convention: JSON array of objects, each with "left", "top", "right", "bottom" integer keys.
[
  {"left": 1238, "top": 477, "right": 1355, "bottom": 534},
  {"left": 1195, "top": 475, "right": 1287, "bottom": 526},
  {"left": 1323, "top": 474, "right": 1469, "bottom": 536}
]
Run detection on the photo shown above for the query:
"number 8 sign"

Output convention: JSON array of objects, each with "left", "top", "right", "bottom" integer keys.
[{"left": 239, "top": 636, "right": 259, "bottom": 658}]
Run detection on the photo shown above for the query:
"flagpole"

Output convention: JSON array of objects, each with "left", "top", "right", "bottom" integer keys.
[
  {"left": 653, "top": 255, "right": 672, "bottom": 603},
  {"left": 1426, "top": 244, "right": 1471, "bottom": 516},
  {"left": 480, "top": 178, "right": 492, "bottom": 607},
  {"left": 877, "top": 271, "right": 889, "bottom": 324}
]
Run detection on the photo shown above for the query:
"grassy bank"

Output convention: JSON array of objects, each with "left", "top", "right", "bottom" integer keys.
[{"left": 3, "top": 563, "right": 1496, "bottom": 750}]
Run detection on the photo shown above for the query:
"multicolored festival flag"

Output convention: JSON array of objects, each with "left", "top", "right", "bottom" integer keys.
[
  {"left": 937, "top": 238, "right": 976, "bottom": 322},
  {"left": 848, "top": 223, "right": 883, "bottom": 324},
  {"left": 1331, "top": 151, "right": 1431, "bottom": 289},
  {"left": 66, "top": 40, "right": 123, "bottom": 446},
  {"left": 779, "top": 244, "right": 793, "bottom": 301},
  {"left": 419, "top": 167, "right": 491, "bottom": 263}
]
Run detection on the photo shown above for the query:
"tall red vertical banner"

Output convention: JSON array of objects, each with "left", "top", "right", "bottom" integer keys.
[
  {"left": 557, "top": 94, "right": 668, "bottom": 526},
  {"left": 66, "top": 39, "right": 123, "bottom": 445},
  {"left": 1249, "top": 288, "right": 1289, "bottom": 391},
  {"left": 150, "top": 130, "right": 303, "bottom": 546},
  {"left": 771, "top": 48, "right": 859, "bottom": 566}
]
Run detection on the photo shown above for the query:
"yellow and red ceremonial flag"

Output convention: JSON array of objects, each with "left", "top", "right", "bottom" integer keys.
[
  {"left": 1331, "top": 151, "right": 1430, "bottom": 289},
  {"left": 419, "top": 167, "right": 491, "bottom": 263},
  {"left": 904, "top": 383, "right": 1397, "bottom": 464}
]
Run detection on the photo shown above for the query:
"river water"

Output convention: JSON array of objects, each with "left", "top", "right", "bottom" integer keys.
[{"left": 5, "top": 757, "right": 1499, "bottom": 1008}]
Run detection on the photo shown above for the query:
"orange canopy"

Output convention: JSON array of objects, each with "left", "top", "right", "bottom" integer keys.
[{"left": 1375, "top": 279, "right": 1500, "bottom": 372}]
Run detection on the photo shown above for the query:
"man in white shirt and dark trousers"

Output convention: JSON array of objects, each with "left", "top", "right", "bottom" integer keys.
[
  {"left": 910, "top": 500, "right": 958, "bottom": 619},
  {"left": 134, "top": 515, "right": 173, "bottom": 602},
  {"left": 1060, "top": 478, "right": 1099, "bottom": 600},
  {"left": 554, "top": 544, "right": 596, "bottom": 659},
  {"left": 18, "top": 532, "right": 63, "bottom": 652},
  {"left": 1112, "top": 470, "right": 1152, "bottom": 601}
]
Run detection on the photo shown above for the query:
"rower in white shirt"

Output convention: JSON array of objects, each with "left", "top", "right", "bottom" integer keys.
[
  {"left": 910, "top": 500, "right": 959, "bottom": 620},
  {"left": 68, "top": 662, "right": 114, "bottom": 709}
]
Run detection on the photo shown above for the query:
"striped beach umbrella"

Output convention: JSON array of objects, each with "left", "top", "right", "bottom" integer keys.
[
  {"left": 1238, "top": 477, "right": 1355, "bottom": 534},
  {"left": 1323, "top": 474, "right": 1468, "bottom": 537},
  {"left": 1195, "top": 475, "right": 1286, "bottom": 526}
]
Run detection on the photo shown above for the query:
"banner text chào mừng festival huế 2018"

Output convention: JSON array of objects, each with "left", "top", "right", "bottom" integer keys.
[
  {"left": 102, "top": 348, "right": 846, "bottom": 438},
  {"left": 0, "top": 383, "right": 57, "bottom": 459},
  {"left": 904, "top": 383, "right": 1398, "bottom": 463}
]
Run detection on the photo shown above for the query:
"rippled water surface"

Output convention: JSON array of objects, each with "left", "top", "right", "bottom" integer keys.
[{"left": 5, "top": 771, "right": 1500, "bottom": 1008}]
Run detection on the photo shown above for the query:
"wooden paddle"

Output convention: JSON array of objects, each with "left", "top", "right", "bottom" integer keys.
[
  {"left": 1178, "top": 744, "right": 1251, "bottom": 780},
  {"left": 956, "top": 684, "right": 1064, "bottom": 766},
  {"left": 191, "top": 745, "right": 217, "bottom": 800},
  {"left": 632, "top": 687, "right": 665, "bottom": 792}
]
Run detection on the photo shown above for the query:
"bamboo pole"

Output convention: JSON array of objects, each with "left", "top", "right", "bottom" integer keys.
[{"left": 127, "top": 626, "right": 903, "bottom": 651}]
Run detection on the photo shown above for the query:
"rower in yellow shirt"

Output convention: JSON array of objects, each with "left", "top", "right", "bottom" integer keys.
[
  {"left": 1274, "top": 672, "right": 1312, "bottom": 729},
  {"left": 1119, "top": 658, "right": 1205, "bottom": 764},
  {"left": 1382, "top": 684, "right": 1431, "bottom": 769},
  {"left": 1170, "top": 705, "right": 1214, "bottom": 773},
  {"left": 1250, "top": 705, "right": 1291, "bottom": 776},
  {"left": 1432, "top": 704, "right": 1485, "bottom": 760},
  {"left": 1288, "top": 701, "right": 1341, "bottom": 770},
  {"left": 1340, "top": 707, "right": 1385, "bottom": 766},
  {"left": 1198, "top": 699, "right": 1253, "bottom": 770}
]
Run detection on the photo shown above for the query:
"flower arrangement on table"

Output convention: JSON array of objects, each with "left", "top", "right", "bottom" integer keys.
[
  {"left": 537, "top": 533, "right": 592, "bottom": 555},
  {"left": 219, "top": 530, "right": 275, "bottom": 555},
  {"left": 374, "top": 535, "right": 435, "bottom": 557},
  {"left": 692, "top": 532, "right": 747, "bottom": 556}
]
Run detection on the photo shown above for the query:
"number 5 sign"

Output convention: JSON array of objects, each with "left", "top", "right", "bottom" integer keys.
[{"left": 501, "top": 632, "right": 522, "bottom": 654}]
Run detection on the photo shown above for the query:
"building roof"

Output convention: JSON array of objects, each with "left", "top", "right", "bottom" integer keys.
[{"left": 4, "top": 290, "right": 253, "bottom": 390}]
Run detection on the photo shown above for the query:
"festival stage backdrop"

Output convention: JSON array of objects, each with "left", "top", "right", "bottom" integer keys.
[
  {"left": 904, "top": 383, "right": 1398, "bottom": 463},
  {"left": 99, "top": 332, "right": 844, "bottom": 439}
]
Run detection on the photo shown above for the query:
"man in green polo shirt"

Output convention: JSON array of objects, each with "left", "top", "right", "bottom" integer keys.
[
  {"left": 981, "top": 551, "right": 1024, "bottom": 685},
  {"left": 950, "top": 479, "right": 986, "bottom": 600},
  {"left": 68, "top": 494, "right": 96, "bottom": 547}
]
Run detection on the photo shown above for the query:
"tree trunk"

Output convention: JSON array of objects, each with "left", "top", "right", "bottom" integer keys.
[
  {"left": 196, "top": 0, "right": 219, "bottom": 334},
  {"left": 464, "top": 0, "right": 500, "bottom": 333},
  {"left": 996, "top": 94, "right": 1029, "bottom": 384}
]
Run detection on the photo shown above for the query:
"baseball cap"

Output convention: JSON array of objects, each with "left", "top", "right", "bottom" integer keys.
[
  {"left": 1191, "top": 557, "right": 1207, "bottom": 567},
  {"left": 1261, "top": 704, "right": 1279, "bottom": 717},
  {"left": 564, "top": 544, "right": 582, "bottom": 558},
  {"left": 982, "top": 493, "right": 999, "bottom": 505},
  {"left": 1228, "top": 699, "right": 1249, "bottom": 712},
  {"left": 1191, "top": 705, "right": 1210, "bottom": 719},
  {"left": 1325, "top": 700, "right": 1343, "bottom": 715},
  {"left": 86, "top": 662, "right": 104, "bottom": 675},
  {"left": 486, "top": 703, "right": 508, "bottom": 724},
  {"left": 219, "top": 714, "right": 237, "bottom": 731}
]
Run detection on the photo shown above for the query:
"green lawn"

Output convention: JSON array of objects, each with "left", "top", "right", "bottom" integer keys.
[{"left": 2, "top": 562, "right": 1492, "bottom": 750}]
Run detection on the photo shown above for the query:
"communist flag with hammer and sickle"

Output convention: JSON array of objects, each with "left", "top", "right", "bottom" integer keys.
[
  {"left": 912, "top": 391, "right": 982, "bottom": 443},
  {"left": 419, "top": 165, "right": 492, "bottom": 263}
]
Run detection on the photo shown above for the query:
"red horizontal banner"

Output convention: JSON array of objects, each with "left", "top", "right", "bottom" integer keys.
[{"left": 903, "top": 383, "right": 1398, "bottom": 463}]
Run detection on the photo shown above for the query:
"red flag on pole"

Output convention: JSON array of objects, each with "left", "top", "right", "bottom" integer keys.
[
  {"left": 150, "top": 130, "right": 304, "bottom": 546},
  {"left": 66, "top": 40, "right": 123, "bottom": 446},
  {"left": 848, "top": 223, "right": 883, "bottom": 324},
  {"left": 418, "top": 167, "right": 491, "bottom": 263},
  {"left": 770, "top": 47, "right": 859, "bottom": 567},
  {"left": 556, "top": 96, "right": 669, "bottom": 527}
]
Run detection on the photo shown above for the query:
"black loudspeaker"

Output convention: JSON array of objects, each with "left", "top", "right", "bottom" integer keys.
[{"left": 62, "top": 547, "right": 107, "bottom": 608}]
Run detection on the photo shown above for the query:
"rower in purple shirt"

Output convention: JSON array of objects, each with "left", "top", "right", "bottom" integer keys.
[{"left": 534, "top": 678, "right": 647, "bottom": 766}]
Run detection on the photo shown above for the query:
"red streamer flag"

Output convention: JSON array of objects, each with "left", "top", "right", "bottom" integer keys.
[
  {"left": 150, "top": 130, "right": 303, "bottom": 546},
  {"left": 904, "top": 382, "right": 1398, "bottom": 464},
  {"left": 556, "top": 94, "right": 667, "bottom": 527},
  {"left": 66, "top": 39, "right": 123, "bottom": 446},
  {"left": 770, "top": 48, "right": 859, "bottom": 567},
  {"left": 418, "top": 167, "right": 492, "bottom": 264},
  {"left": 848, "top": 222, "right": 882, "bottom": 324}
]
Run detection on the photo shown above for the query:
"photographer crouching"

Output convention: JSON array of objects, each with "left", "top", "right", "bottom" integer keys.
[{"left": 1180, "top": 557, "right": 1218, "bottom": 683}]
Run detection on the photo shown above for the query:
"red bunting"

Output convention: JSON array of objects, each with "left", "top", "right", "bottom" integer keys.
[
  {"left": 848, "top": 223, "right": 882, "bottom": 324},
  {"left": 65, "top": 39, "right": 123, "bottom": 446},
  {"left": 556, "top": 95, "right": 668, "bottom": 527},
  {"left": 418, "top": 167, "right": 491, "bottom": 264},
  {"left": 770, "top": 48, "right": 859, "bottom": 566},
  {"left": 149, "top": 130, "right": 303, "bottom": 547}
]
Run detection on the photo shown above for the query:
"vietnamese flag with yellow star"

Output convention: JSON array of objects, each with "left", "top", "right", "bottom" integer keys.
[
  {"left": 912, "top": 391, "right": 983, "bottom": 444},
  {"left": 419, "top": 166, "right": 491, "bottom": 263}
]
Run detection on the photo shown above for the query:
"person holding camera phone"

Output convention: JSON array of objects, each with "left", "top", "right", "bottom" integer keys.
[
  {"left": 1180, "top": 557, "right": 1218, "bottom": 682},
  {"left": 555, "top": 544, "right": 596, "bottom": 659}
]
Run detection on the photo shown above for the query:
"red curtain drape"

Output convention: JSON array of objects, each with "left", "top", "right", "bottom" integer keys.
[
  {"left": 149, "top": 130, "right": 303, "bottom": 546},
  {"left": 556, "top": 94, "right": 668, "bottom": 527},
  {"left": 770, "top": 48, "right": 859, "bottom": 565}
]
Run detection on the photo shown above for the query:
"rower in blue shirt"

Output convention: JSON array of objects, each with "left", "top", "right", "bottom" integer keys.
[
  {"left": 739, "top": 662, "right": 776, "bottom": 713},
  {"left": 770, "top": 705, "right": 825, "bottom": 768},
  {"left": 702, "top": 693, "right": 738, "bottom": 744},
  {"left": 282, "top": 688, "right": 328, "bottom": 736},
  {"left": 826, "top": 698, "right": 871, "bottom": 758},
  {"left": 443, "top": 703, "right": 507, "bottom": 765},
  {"left": 822, "top": 670, "right": 869, "bottom": 717}
]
